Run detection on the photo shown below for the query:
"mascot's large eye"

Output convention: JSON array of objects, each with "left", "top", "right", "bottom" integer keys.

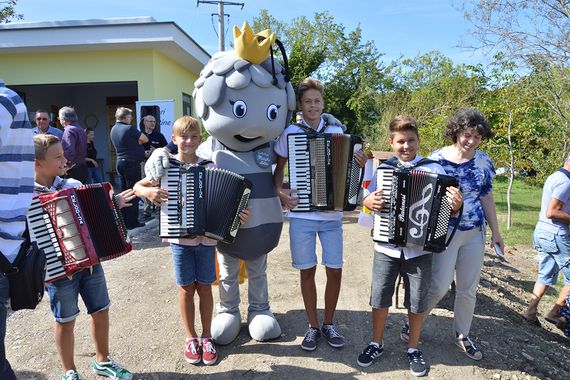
[
  {"left": 266, "top": 104, "right": 280, "bottom": 121},
  {"left": 231, "top": 100, "right": 247, "bottom": 118}
]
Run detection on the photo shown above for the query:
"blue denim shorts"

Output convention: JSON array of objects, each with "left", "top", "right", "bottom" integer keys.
[
  {"left": 170, "top": 244, "right": 216, "bottom": 286},
  {"left": 289, "top": 218, "right": 343, "bottom": 270},
  {"left": 534, "top": 227, "right": 570, "bottom": 286},
  {"left": 45, "top": 264, "right": 110, "bottom": 323}
]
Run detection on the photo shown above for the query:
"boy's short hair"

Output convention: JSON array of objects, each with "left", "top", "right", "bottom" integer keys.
[
  {"left": 34, "top": 134, "right": 61, "bottom": 160},
  {"left": 445, "top": 108, "right": 493, "bottom": 142},
  {"left": 172, "top": 116, "right": 201, "bottom": 136},
  {"left": 298, "top": 78, "right": 324, "bottom": 101},
  {"left": 388, "top": 115, "right": 419, "bottom": 138}
]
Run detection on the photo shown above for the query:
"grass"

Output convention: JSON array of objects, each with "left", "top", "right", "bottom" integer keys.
[{"left": 492, "top": 176, "right": 542, "bottom": 247}]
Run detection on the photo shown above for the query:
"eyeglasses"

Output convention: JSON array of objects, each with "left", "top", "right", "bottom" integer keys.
[{"left": 36, "top": 117, "right": 48, "bottom": 121}]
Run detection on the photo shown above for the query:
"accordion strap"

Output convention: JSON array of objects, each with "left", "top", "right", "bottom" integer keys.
[
  {"left": 383, "top": 157, "right": 437, "bottom": 170},
  {"left": 34, "top": 178, "right": 68, "bottom": 194}
]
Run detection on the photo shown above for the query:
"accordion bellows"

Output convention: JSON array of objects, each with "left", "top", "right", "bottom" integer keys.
[{"left": 160, "top": 160, "right": 252, "bottom": 243}]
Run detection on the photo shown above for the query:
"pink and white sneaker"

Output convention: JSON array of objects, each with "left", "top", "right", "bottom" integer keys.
[
  {"left": 184, "top": 338, "right": 201, "bottom": 364},
  {"left": 201, "top": 338, "right": 218, "bottom": 365}
]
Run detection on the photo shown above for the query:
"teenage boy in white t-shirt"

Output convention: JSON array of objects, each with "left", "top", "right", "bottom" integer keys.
[{"left": 273, "top": 77, "right": 367, "bottom": 351}]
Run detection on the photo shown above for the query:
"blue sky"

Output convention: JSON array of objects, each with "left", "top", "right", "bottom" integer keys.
[{"left": 13, "top": 0, "right": 486, "bottom": 65}]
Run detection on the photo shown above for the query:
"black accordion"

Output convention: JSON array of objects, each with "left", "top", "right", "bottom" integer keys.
[
  {"left": 287, "top": 133, "right": 363, "bottom": 212},
  {"left": 160, "top": 160, "right": 252, "bottom": 243},
  {"left": 372, "top": 168, "right": 460, "bottom": 253}
]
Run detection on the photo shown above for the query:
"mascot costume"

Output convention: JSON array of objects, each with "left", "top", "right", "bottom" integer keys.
[{"left": 147, "top": 22, "right": 295, "bottom": 344}]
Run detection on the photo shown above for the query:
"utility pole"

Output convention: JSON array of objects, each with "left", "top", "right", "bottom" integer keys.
[{"left": 196, "top": 0, "right": 245, "bottom": 51}]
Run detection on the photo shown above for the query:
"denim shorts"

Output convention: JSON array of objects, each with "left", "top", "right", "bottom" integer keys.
[
  {"left": 534, "top": 227, "right": 570, "bottom": 286},
  {"left": 170, "top": 244, "right": 216, "bottom": 286},
  {"left": 370, "top": 251, "right": 432, "bottom": 313},
  {"left": 45, "top": 264, "right": 110, "bottom": 323},
  {"left": 289, "top": 218, "right": 343, "bottom": 270}
]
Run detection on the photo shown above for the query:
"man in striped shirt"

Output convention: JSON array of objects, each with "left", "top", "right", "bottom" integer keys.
[{"left": 0, "top": 78, "right": 34, "bottom": 380}]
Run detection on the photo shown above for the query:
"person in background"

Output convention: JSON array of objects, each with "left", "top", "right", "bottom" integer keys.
[
  {"left": 33, "top": 109, "right": 63, "bottom": 140},
  {"left": 110, "top": 107, "right": 148, "bottom": 230},
  {"left": 140, "top": 115, "right": 167, "bottom": 218},
  {"left": 59, "top": 106, "right": 88, "bottom": 184},
  {"left": 523, "top": 154, "right": 570, "bottom": 327},
  {"left": 85, "top": 128, "right": 101, "bottom": 184}
]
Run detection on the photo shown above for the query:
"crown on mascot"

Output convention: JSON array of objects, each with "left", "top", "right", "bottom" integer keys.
[{"left": 233, "top": 22, "right": 276, "bottom": 65}]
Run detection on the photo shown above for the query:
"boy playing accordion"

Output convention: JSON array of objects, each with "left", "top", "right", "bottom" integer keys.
[{"left": 357, "top": 116, "right": 462, "bottom": 377}]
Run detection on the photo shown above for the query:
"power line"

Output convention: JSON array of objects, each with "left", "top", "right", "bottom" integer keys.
[{"left": 196, "top": 0, "right": 245, "bottom": 51}]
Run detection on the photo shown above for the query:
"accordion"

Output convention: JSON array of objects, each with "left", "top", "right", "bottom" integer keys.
[
  {"left": 372, "top": 168, "right": 460, "bottom": 253},
  {"left": 287, "top": 133, "right": 364, "bottom": 212},
  {"left": 27, "top": 182, "right": 132, "bottom": 283},
  {"left": 160, "top": 160, "right": 252, "bottom": 243}
]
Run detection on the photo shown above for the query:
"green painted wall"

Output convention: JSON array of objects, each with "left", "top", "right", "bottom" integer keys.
[{"left": 0, "top": 49, "right": 199, "bottom": 114}]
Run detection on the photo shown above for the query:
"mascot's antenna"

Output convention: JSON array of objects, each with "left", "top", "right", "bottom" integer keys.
[{"left": 197, "top": 0, "right": 245, "bottom": 51}]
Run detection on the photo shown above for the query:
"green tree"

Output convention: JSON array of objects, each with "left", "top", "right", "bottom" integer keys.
[
  {"left": 0, "top": 0, "right": 22, "bottom": 23},
  {"left": 252, "top": 10, "right": 385, "bottom": 135}
]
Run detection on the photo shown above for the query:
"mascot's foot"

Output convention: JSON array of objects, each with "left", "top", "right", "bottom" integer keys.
[
  {"left": 212, "top": 312, "right": 241, "bottom": 345},
  {"left": 248, "top": 310, "right": 281, "bottom": 342}
]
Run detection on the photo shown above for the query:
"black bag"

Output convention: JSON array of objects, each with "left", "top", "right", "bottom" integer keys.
[{"left": 0, "top": 235, "right": 47, "bottom": 311}]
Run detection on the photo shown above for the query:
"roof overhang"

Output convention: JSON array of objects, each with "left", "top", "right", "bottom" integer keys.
[{"left": 0, "top": 17, "right": 211, "bottom": 73}]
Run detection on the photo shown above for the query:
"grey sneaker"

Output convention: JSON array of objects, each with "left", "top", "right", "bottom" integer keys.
[
  {"left": 321, "top": 323, "right": 345, "bottom": 348},
  {"left": 407, "top": 350, "right": 427, "bottom": 377},
  {"left": 357, "top": 343, "right": 384, "bottom": 367},
  {"left": 92, "top": 357, "right": 133, "bottom": 380},
  {"left": 301, "top": 327, "right": 321, "bottom": 351}
]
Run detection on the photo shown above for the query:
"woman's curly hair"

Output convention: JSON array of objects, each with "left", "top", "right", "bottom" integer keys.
[{"left": 444, "top": 108, "right": 494, "bottom": 143}]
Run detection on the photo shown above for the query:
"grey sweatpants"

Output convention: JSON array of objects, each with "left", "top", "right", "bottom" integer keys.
[{"left": 425, "top": 226, "right": 485, "bottom": 336}]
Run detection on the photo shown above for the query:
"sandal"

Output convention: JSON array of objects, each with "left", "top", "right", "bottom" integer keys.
[
  {"left": 522, "top": 314, "right": 542, "bottom": 327},
  {"left": 455, "top": 334, "right": 483, "bottom": 361}
]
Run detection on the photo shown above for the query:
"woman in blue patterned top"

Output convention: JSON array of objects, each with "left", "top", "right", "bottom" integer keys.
[{"left": 420, "top": 108, "right": 504, "bottom": 360}]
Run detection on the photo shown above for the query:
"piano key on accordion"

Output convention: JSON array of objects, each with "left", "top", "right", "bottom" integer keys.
[
  {"left": 27, "top": 183, "right": 132, "bottom": 283},
  {"left": 287, "top": 133, "right": 364, "bottom": 212},
  {"left": 159, "top": 161, "right": 252, "bottom": 243},
  {"left": 372, "top": 168, "right": 459, "bottom": 253}
]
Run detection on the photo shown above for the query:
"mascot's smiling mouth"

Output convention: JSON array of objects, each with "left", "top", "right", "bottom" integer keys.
[{"left": 234, "top": 134, "right": 261, "bottom": 143}]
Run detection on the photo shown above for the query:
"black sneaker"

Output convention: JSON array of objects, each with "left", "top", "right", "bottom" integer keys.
[
  {"left": 301, "top": 327, "right": 321, "bottom": 351},
  {"left": 321, "top": 323, "right": 345, "bottom": 348},
  {"left": 407, "top": 350, "right": 427, "bottom": 377},
  {"left": 357, "top": 343, "right": 383, "bottom": 367}
]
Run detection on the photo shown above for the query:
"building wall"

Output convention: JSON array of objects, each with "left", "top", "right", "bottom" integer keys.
[
  {"left": 2, "top": 48, "right": 202, "bottom": 180},
  {"left": 151, "top": 50, "right": 198, "bottom": 117}
]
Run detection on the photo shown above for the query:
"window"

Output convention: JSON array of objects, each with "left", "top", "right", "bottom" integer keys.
[{"left": 182, "top": 93, "right": 192, "bottom": 116}]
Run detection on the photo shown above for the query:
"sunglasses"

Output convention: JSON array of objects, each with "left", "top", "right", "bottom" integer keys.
[{"left": 36, "top": 117, "right": 49, "bottom": 121}]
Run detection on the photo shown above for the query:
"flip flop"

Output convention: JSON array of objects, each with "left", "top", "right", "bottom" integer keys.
[{"left": 522, "top": 314, "right": 542, "bottom": 327}]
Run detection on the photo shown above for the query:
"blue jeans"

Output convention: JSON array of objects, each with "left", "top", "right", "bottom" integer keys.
[
  {"left": 87, "top": 166, "right": 102, "bottom": 184},
  {"left": 45, "top": 264, "right": 110, "bottom": 323},
  {"left": 534, "top": 226, "right": 570, "bottom": 286},
  {"left": 170, "top": 244, "right": 216, "bottom": 286},
  {"left": 0, "top": 273, "right": 16, "bottom": 380}
]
